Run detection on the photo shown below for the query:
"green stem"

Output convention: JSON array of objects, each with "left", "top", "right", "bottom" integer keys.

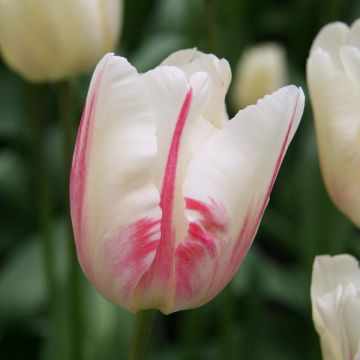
[
  {"left": 57, "top": 80, "right": 83, "bottom": 360},
  {"left": 28, "top": 84, "right": 62, "bottom": 358},
  {"left": 128, "top": 310, "right": 157, "bottom": 360}
]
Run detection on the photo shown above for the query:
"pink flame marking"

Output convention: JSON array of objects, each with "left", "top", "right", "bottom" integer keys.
[
  {"left": 174, "top": 198, "right": 229, "bottom": 303},
  {"left": 106, "top": 219, "right": 160, "bottom": 298},
  {"left": 104, "top": 87, "right": 194, "bottom": 308},
  {"left": 174, "top": 92, "right": 300, "bottom": 306},
  {"left": 148, "top": 88, "right": 193, "bottom": 280},
  {"left": 70, "top": 59, "right": 108, "bottom": 275},
  {"left": 69, "top": 97, "right": 95, "bottom": 275}
]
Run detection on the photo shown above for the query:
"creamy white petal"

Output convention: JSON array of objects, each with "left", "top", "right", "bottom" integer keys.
[
  {"left": 232, "top": 43, "right": 287, "bottom": 108},
  {"left": 307, "top": 47, "right": 360, "bottom": 226},
  {"left": 350, "top": 19, "right": 360, "bottom": 49},
  {"left": 70, "top": 54, "right": 161, "bottom": 309},
  {"left": 343, "top": 290, "right": 360, "bottom": 359},
  {"left": 0, "top": 0, "right": 122, "bottom": 81},
  {"left": 162, "top": 49, "right": 231, "bottom": 128},
  {"left": 176, "top": 86, "right": 304, "bottom": 308},
  {"left": 314, "top": 284, "right": 354, "bottom": 360},
  {"left": 310, "top": 22, "right": 349, "bottom": 69},
  {"left": 340, "top": 46, "right": 360, "bottom": 91},
  {"left": 311, "top": 255, "right": 360, "bottom": 360},
  {"left": 142, "top": 67, "right": 213, "bottom": 246},
  {"left": 311, "top": 255, "right": 360, "bottom": 299}
]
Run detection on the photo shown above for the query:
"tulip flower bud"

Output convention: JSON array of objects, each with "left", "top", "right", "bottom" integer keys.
[
  {"left": 311, "top": 255, "right": 360, "bottom": 360},
  {"left": 70, "top": 49, "right": 304, "bottom": 314},
  {"left": 0, "top": 0, "right": 122, "bottom": 82},
  {"left": 233, "top": 43, "right": 287, "bottom": 108},
  {"left": 307, "top": 20, "right": 360, "bottom": 227}
]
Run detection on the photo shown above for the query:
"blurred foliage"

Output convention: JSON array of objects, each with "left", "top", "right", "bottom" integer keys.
[{"left": 1, "top": 0, "right": 360, "bottom": 359}]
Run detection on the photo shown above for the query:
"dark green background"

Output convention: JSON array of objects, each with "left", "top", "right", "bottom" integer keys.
[{"left": 1, "top": 0, "right": 359, "bottom": 359}]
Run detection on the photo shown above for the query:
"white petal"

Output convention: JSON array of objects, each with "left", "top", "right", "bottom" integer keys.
[
  {"left": 161, "top": 49, "right": 231, "bottom": 128},
  {"left": 313, "top": 284, "right": 355, "bottom": 360},
  {"left": 350, "top": 19, "right": 360, "bottom": 49},
  {"left": 342, "top": 289, "right": 360, "bottom": 359},
  {"left": 311, "top": 255, "right": 360, "bottom": 360},
  {"left": 0, "top": 0, "right": 122, "bottom": 81},
  {"left": 311, "top": 255, "right": 360, "bottom": 303},
  {"left": 179, "top": 85, "right": 304, "bottom": 304},
  {"left": 340, "top": 46, "right": 360, "bottom": 91},
  {"left": 142, "top": 66, "right": 213, "bottom": 246},
  {"left": 70, "top": 54, "right": 161, "bottom": 308},
  {"left": 310, "top": 22, "right": 349, "bottom": 69},
  {"left": 307, "top": 48, "right": 360, "bottom": 226},
  {"left": 232, "top": 43, "right": 287, "bottom": 108}
]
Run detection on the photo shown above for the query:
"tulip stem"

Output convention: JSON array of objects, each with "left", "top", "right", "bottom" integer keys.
[
  {"left": 57, "top": 80, "right": 83, "bottom": 360},
  {"left": 28, "top": 83, "right": 59, "bottom": 355},
  {"left": 128, "top": 310, "right": 157, "bottom": 360}
]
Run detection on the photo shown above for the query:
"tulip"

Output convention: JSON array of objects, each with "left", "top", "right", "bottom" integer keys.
[
  {"left": 0, "top": 0, "right": 122, "bottom": 82},
  {"left": 307, "top": 20, "right": 360, "bottom": 227},
  {"left": 233, "top": 43, "right": 287, "bottom": 108},
  {"left": 70, "top": 49, "right": 304, "bottom": 314},
  {"left": 311, "top": 254, "right": 360, "bottom": 360}
]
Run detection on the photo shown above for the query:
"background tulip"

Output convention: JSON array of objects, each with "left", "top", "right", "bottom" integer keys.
[
  {"left": 307, "top": 20, "right": 360, "bottom": 227},
  {"left": 0, "top": 0, "right": 122, "bottom": 82},
  {"left": 232, "top": 43, "right": 287, "bottom": 108},
  {"left": 311, "top": 255, "right": 360, "bottom": 360},
  {"left": 70, "top": 49, "right": 304, "bottom": 314}
]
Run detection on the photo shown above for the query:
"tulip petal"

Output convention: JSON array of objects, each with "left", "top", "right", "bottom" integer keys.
[
  {"left": 0, "top": 0, "right": 122, "bottom": 81},
  {"left": 343, "top": 292, "right": 360, "bottom": 359},
  {"left": 70, "top": 54, "right": 162, "bottom": 309},
  {"left": 129, "top": 68, "right": 215, "bottom": 312},
  {"left": 307, "top": 46, "right": 360, "bottom": 225},
  {"left": 310, "top": 22, "right": 349, "bottom": 69},
  {"left": 141, "top": 67, "right": 213, "bottom": 246},
  {"left": 162, "top": 49, "right": 231, "bottom": 128},
  {"left": 311, "top": 255, "right": 360, "bottom": 300},
  {"left": 172, "top": 86, "right": 304, "bottom": 310},
  {"left": 311, "top": 255, "right": 360, "bottom": 360},
  {"left": 350, "top": 19, "right": 360, "bottom": 49}
]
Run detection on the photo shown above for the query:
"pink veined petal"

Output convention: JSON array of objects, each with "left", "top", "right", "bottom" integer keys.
[
  {"left": 171, "top": 85, "right": 304, "bottom": 311},
  {"left": 70, "top": 53, "right": 112, "bottom": 275},
  {"left": 70, "top": 53, "right": 162, "bottom": 310},
  {"left": 128, "top": 68, "right": 213, "bottom": 312}
]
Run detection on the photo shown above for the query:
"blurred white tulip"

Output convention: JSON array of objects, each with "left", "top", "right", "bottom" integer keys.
[
  {"left": 307, "top": 20, "right": 360, "bottom": 227},
  {"left": 0, "top": 0, "right": 123, "bottom": 82},
  {"left": 233, "top": 43, "right": 287, "bottom": 108}
]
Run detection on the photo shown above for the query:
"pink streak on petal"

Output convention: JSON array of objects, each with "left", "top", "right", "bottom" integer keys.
[
  {"left": 186, "top": 198, "right": 228, "bottom": 232},
  {"left": 108, "top": 88, "right": 194, "bottom": 308},
  {"left": 175, "top": 198, "right": 229, "bottom": 305},
  {"left": 223, "top": 91, "right": 302, "bottom": 287},
  {"left": 149, "top": 88, "right": 193, "bottom": 280},
  {"left": 70, "top": 57, "right": 109, "bottom": 276},
  {"left": 105, "top": 219, "right": 160, "bottom": 299}
]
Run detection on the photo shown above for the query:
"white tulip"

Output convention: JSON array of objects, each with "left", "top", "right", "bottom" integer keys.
[
  {"left": 70, "top": 49, "right": 304, "bottom": 313},
  {"left": 307, "top": 20, "right": 360, "bottom": 226},
  {"left": 311, "top": 255, "right": 360, "bottom": 360},
  {"left": 0, "top": 0, "right": 123, "bottom": 82},
  {"left": 233, "top": 43, "right": 287, "bottom": 108}
]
